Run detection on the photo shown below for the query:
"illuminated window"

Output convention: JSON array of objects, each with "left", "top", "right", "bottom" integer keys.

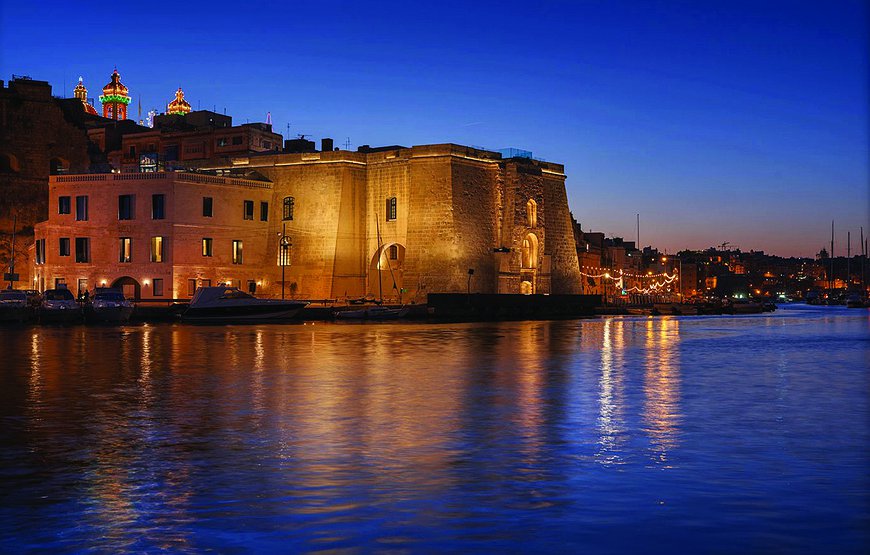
[
  {"left": 202, "top": 238, "right": 213, "bottom": 257},
  {"left": 203, "top": 197, "right": 213, "bottom": 217},
  {"left": 243, "top": 200, "right": 254, "bottom": 220},
  {"left": 386, "top": 197, "right": 397, "bottom": 221},
  {"left": 153, "top": 278, "right": 164, "bottom": 296},
  {"left": 260, "top": 201, "right": 269, "bottom": 222},
  {"left": 152, "top": 194, "right": 165, "bottom": 219},
  {"left": 232, "top": 240, "right": 243, "bottom": 264},
  {"left": 75, "top": 237, "right": 90, "bottom": 263},
  {"left": 527, "top": 199, "right": 537, "bottom": 227},
  {"left": 187, "top": 279, "right": 197, "bottom": 296},
  {"left": 58, "top": 196, "right": 71, "bottom": 215},
  {"left": 150, "top": 236, "right": 164, "bottom": 263},
  {"left": 521, "top": 233, "right": 538, "bottom": 269},
  {"left": 59, "top": 237, "right": 70, "bottom": 257},
  {"left": 118, "top": 194, "right": 135, "bottom": 220},
  {"left": 119, "top": 237, "right": 132, "bottom": 262},
  {"left": 75, "top": 196, "right": 88, "bottom": 221},
  {"left": 283, "top": 196, "right": 294, "bottom": 220}
]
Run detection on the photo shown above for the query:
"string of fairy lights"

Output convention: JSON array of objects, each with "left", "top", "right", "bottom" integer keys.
[{"left": 578, "top": 266, "right": 679, "bottom": 295}]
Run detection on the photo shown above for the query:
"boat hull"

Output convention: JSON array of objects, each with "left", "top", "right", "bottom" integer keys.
[
  {"left": 39, "top": 307, "right": 82, "bottom": 324},
  {"left": 181, "top": 303, "right": 306, "bottom": 323},
  {"left": 0, "top": 306, "right": 33, "bottom": 324},
  {"left": 86, "top": 305, "right": 134, "bottom": 323}
]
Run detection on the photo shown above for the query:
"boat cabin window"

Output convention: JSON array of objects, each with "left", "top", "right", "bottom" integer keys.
[{"left": 94, "top": 292, "right": 125, "bottom": 302}]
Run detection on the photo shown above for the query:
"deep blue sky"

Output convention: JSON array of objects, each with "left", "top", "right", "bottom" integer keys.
[{"left": 2, "top": 1, "right": 867, "bottom": 257}]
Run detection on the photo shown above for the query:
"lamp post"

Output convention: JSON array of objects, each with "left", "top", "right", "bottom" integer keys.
[{"left": 280, "top": 223, "right": 292, "bottom": 299}]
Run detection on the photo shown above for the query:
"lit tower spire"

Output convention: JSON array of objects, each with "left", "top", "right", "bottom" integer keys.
[
  {"left": 99, "top": 68, "right": 131, "bottom": 120},
  {"left": 73, "top": 76, "right": 98, "bottom": 115},
  {"left": 167, "top": 87, "right": 192, "bottom": 115}
]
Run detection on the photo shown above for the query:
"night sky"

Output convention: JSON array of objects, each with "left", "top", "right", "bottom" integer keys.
[{"left": 1, "top": 1, "right": 866, "bottom": 257}]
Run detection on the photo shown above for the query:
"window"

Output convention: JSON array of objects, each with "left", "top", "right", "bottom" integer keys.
[
  {"left": 119, "top": 194, "right": 135, "bottom": 220},
  {"left": 128, "top": 145, "right": 136, "bottom": 159},
  {"left": 58, "top": 196, "right": 71, "bottom": 215},
  {"left": 232, "top": 240, "right": 243, "bottom": 264},
  {"left": 150, "top": 236, "right": 164, "bottom": 263},
  {"left": 75, "top": 196, "right": 88, "bottom": 221},
  {"left": 75, "top": 237, "right": 90, "bottom": 263},
  {"left": 232, "top": 136, "right": 243, "bottom": 145},
  {"left": 77, "top": 279, "right": 88, "bottom": 297},
  {"left": 203, "top": 197, "right": 213, "bottom": 217},
  {"left": 527, "top": 198, "right": 537, "bottom": 227},
  {"left": 217, "top": 138, "right": 228, "bottom": 147},
  {"left": 202, "top": 279, "right": 211, "bottom": 288},
  {"left": 243, "top": 200, "right": 254, "bottom": 220},
  {"left": 187, "top": 279, "right": 197, "bottom": 296},
  {"left": 389, "top": 244, "right": 398, "bottom": 260},
  {"left": 283, "top": 196, "right": 294, "bottom": 221},
  {"left": 119, "top": 237, "right": 132, "bottom": 263},
  {"left": 202, "top": 238, "right": 213, "bottom": 257},
  {"left": 59, "top": 237, "right": 70, "bottom": 257},
  {"left": 36, "top": 239, "right": 45, "bottom": 264},
  {"left": 386, "top": 197, "right": 397, "bottom": 221},
  {"left": 152, "top": 194, "right": 165, "bottom": 220},
  {"left": 153, "top": 278, "right": 164, "bottom": 297},
  {"left": 247, "top": 280, "right": 257, "bottom": 294},
  {"left": 260, "top": 201, "right": 269, "bottom": 222}
]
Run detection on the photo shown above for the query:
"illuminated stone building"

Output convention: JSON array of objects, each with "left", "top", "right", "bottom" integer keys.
[
  {"left": 32, "top": 144, "right": 583, "bottom": 300},
  {"left": 33, "top": 172, "right": 272, "bottom": 298},
  {"left": 199, "top": 143, "right": 582, "bottom": 300},
  {"left": 98, "top": 69, "right": 131, "bottom": 120}
]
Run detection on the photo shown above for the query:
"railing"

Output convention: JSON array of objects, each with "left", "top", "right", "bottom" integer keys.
[{"left": 52, "top": 172, "right": 271, "bottom": 189}]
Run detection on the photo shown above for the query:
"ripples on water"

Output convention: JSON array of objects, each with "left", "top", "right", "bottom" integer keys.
[{"left": 0, "top": 305, "right": 868, "bottom": 553}]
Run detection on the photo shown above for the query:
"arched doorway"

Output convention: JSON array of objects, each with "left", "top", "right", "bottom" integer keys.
[
  {"left": 520, "top": 233, "right": 538, "bottom": 294},
  {"left": 0, "top": 153, "right": 19, "bottom": 173},
  {"left": 111, "top": 276, "right": 141, "bottom": 300},
  {"left": 368, "top": 243, "right": 405, "bottom": 301}
]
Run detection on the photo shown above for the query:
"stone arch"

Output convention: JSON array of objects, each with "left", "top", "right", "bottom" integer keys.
[
  {"left": 111, "top": 276, "right": 141, "bottom": 300},
  {"left": 521, "top": 233, "right": 538, "bottom": 269},
  {"left": 0, "top": 153, "right": 20, "bottom": 173},
  {"left": 49, "top": 157, "right": 69, "bottom": 175},
  {"left": 368, "top": 242, "right": 406, "bottom": 300},
  {"left": 527, "top": 198, "right": 537, "bottom": 227}
]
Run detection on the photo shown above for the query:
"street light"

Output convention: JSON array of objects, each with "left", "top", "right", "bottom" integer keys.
[{"left": 280, "top": 223, "right": 292, "bottom": 299}]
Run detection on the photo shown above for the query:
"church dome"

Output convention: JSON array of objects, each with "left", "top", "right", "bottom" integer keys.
[
  {"left": 167, "top": 87, "right": 191, "bottom": 115},
  {"left": 73, "top": 77, "right": 98, "bottom": 115},
  {"left": 99, "top": 68, "right": 131, "bottom": 120}
]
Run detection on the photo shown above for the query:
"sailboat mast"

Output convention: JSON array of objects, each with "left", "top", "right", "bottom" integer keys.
[
  {"left": 830, "top": 220, "right": 835, "bottom": 290},
  {"left": 847, "top": 231, "right": 851, "bottom": 288},
  {"left": 7, "top": 212, "right": 16, "bottom": 289}
]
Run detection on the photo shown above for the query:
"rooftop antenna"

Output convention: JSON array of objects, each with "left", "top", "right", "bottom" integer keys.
[
  {"left": 636, "top": 213, "right": 640, "bottom": 249},
  {"left": 344, "top": 137, "right": 351, "bottom": 150},
  {"left": 847, "top": 230, "right": 851, "bottom": 286},
  {"left": 286, "top": 122, "right": 290, "bottom": 137}
]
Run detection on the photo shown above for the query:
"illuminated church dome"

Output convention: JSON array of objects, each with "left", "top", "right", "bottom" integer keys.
[
  {"left": 167, "top": 87, "right": 191, "bottom": 115},
  {"left": 99, "top": 68, "right": 131, "bottom": 120},
  {"left": 73, "top": 77, "right": 98, "bottom": 115}
]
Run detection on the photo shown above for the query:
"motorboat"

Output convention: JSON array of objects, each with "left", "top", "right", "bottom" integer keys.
[
  {"left": 0, "top": 289, "right": 33, "bottom": 324},
  {"left": 846, "top": 293, "right": 868, "bottom": 309},
  {"left": 334, "top": 306, "right": 410, "bottom": 320},
  {"left": 39, "top": 288, "right": 82, "bottom": 324},
  {"left": 85, "top": 288, "right": 134, "bottom": 323},
  {"left": 181, "top": 286, "right": 308, "bottom": 323}
]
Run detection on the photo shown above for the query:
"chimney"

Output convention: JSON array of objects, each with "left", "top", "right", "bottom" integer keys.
[{"left": 321, "top": 137, "right": 333, "bottom": 152}]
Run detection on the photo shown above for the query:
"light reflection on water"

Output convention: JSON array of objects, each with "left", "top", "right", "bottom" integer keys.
[{"left": 0, "top": 306, "right": 868, "bottom": 553}]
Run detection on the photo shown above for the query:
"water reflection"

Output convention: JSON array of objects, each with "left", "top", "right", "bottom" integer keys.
[
  {"left": 1, "top": 308, "right": 868, "bottom": 553},
  {"left": 643, "top": 318, "right": 681, "bottom": 464}
]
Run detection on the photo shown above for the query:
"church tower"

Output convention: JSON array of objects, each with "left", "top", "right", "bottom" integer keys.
[
  {"left": 73, "top": 77, "right": 98, "bottom": 115},
  {"left": 167, "top": 87, "right": 191, "bottom": 115},
  {"left": 99, "top": 69, "right": 131, "bottom": 120}
]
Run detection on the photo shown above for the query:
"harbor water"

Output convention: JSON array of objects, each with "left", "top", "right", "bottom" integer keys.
[{"left": 1, "top": 305, "right": 868, "bottom": 553}]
